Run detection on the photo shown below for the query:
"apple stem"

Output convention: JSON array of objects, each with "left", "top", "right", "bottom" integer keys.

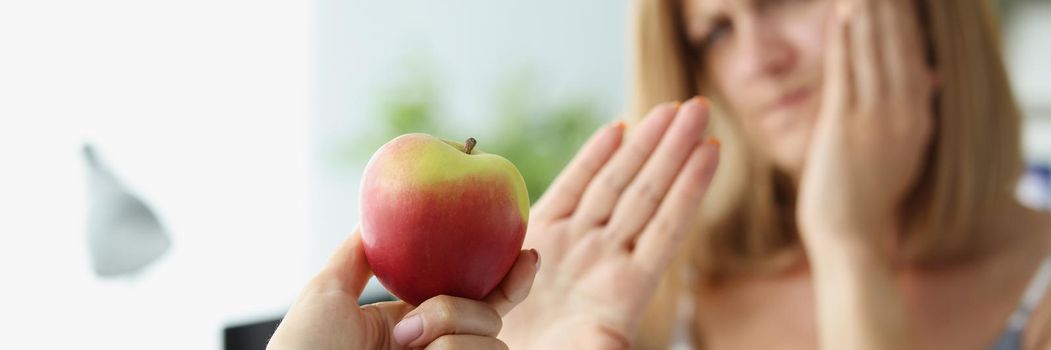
[{"left": 464, "top": 138, "right": 477, "bottom": 155}]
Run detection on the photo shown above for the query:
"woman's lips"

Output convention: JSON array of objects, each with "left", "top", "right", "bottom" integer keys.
[{"left": 772, "top": 86, "right": 813, "bottom": 111}]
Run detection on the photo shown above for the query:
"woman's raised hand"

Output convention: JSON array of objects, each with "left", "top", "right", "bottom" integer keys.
[
  {"left": 500, "top": 98, "right": 720, "bottom": 349},
  {"left": 798, "top": 0, "right": 935, "bottom": 256},
  {"left": 795, "top": 1, "right": 935, "bottom": 348}
]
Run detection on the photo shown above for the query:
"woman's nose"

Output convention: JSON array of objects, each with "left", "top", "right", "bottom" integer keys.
[{"left": 737, "top": 20, "right": 798, "bottom": 78}]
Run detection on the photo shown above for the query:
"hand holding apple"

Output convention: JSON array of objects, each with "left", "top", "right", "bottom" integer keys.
[
  {"left": 360, "top": 133, "right": 530, "bottom": 305},
  {"left": 268, "top": 228, "right": 539, "bottom": 350}
]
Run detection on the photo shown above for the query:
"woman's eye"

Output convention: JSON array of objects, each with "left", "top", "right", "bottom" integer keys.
[
  {"left": 758, "top": 0, "right": 810, "bottom": 13},
  {"left": 759, "top": 0, "right": 805, "bottom": 9},
  {"left": 702, "top": 20, "right": 732, "bottom": 49}
]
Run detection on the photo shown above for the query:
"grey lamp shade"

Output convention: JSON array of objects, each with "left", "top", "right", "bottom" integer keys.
[{"left": 84, "top": 144, "right": 170, "bottom": 277}]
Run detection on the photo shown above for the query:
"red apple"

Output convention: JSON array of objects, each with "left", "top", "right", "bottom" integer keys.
[{"left": 359, "top": 133, "right": 529, "bottom": 306}]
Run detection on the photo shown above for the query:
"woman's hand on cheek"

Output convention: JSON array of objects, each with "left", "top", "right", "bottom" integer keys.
[
  {"left": 267, "top": 227, "right": 539, "bottom": 350},
  {"left": 798, "top": 1, "right": 934, "bottom": 348},
  {"left": 797, "top": 0, "right": 935, "bottom": 255}
]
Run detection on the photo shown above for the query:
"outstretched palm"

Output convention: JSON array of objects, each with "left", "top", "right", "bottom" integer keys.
[{"left": 500, "top": 99, "right": 720, "bottom": 349}]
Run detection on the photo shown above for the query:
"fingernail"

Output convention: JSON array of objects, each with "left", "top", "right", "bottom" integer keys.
[
  {"left": 530, "top": 249, "right": 541, "bottom": 270},
  {"left": 673, "top": 100, "right": 682, "bottom": 109},
  {"left": 696, "top": 96, "right": 709, "bottom": 109},
  {"left": 612, "top": 120, "right": 626, "bottom": 131},
  {"left": 707, "top": 136, "right": 721, "bottom": 147},
  {"left": 393, "top": 314, "right": 423, "bottom": 346},
  {"left": 685, "top": 96, "right": 701, "bottom": 106}
]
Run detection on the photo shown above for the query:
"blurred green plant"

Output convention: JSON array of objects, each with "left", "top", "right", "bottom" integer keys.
[
  {"left": 341, "top": 61, "right": 605, "bottom": 204},
  {"left": 998, "top": 0, "right": 1025, "bottom": 16}
]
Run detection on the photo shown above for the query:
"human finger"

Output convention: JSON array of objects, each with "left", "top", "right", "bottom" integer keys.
[
  {"left": 604, "top": 97, "right": 710, "bottom": 247},
  {"left": 570, "top": 102, "right": 679, "bottom": 234},
  {"left": 483, "top": 249, "right": 540, "bottom": 316},
  {"left": 423, "top": 334, "right": 509, "bottom": 350},
  {"left": 633, "top": 139, "right": 719, "bottom": 273},
  {"left": 393, "top": 295, "right": 503, "bottom": 347},
  {"left": 532, "top": 121, "right": 625, "bottom": 220}
]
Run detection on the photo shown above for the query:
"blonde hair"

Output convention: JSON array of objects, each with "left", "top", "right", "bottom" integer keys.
[{"left": 628, "top": 0, "right": 1024, "bottom": 347}]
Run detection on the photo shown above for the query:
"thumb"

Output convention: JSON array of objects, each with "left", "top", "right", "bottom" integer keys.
[{"left": 315, "top": 226, "right": 373, "bottom": 298}]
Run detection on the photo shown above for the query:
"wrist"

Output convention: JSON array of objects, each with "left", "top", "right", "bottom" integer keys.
[
  {"left": 801, "top": 224, "right": 897, "bottom": 268},
  {"left": 803, "top": 224, "right": 910, "bottom": 350}
]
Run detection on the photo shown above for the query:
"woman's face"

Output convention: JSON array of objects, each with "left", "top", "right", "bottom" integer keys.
[{"left": 683, "top": 0, "right": 834, "bottom": 179}]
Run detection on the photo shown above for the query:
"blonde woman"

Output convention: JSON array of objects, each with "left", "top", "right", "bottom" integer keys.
[{"left": 501, "top": 0, "right": 1051, "bottom": 349}]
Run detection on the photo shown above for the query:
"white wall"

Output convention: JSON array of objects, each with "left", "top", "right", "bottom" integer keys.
[
  {"left": 0, "top": 0, "right": 311, "bottom": 348},
  {"left": 1006, "top": 2, "right": 1051, "bottom": 164}
]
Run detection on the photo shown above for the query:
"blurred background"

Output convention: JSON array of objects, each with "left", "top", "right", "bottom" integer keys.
[{"left": 0, "top": 0, "right": 1048, "bottom": 349}]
